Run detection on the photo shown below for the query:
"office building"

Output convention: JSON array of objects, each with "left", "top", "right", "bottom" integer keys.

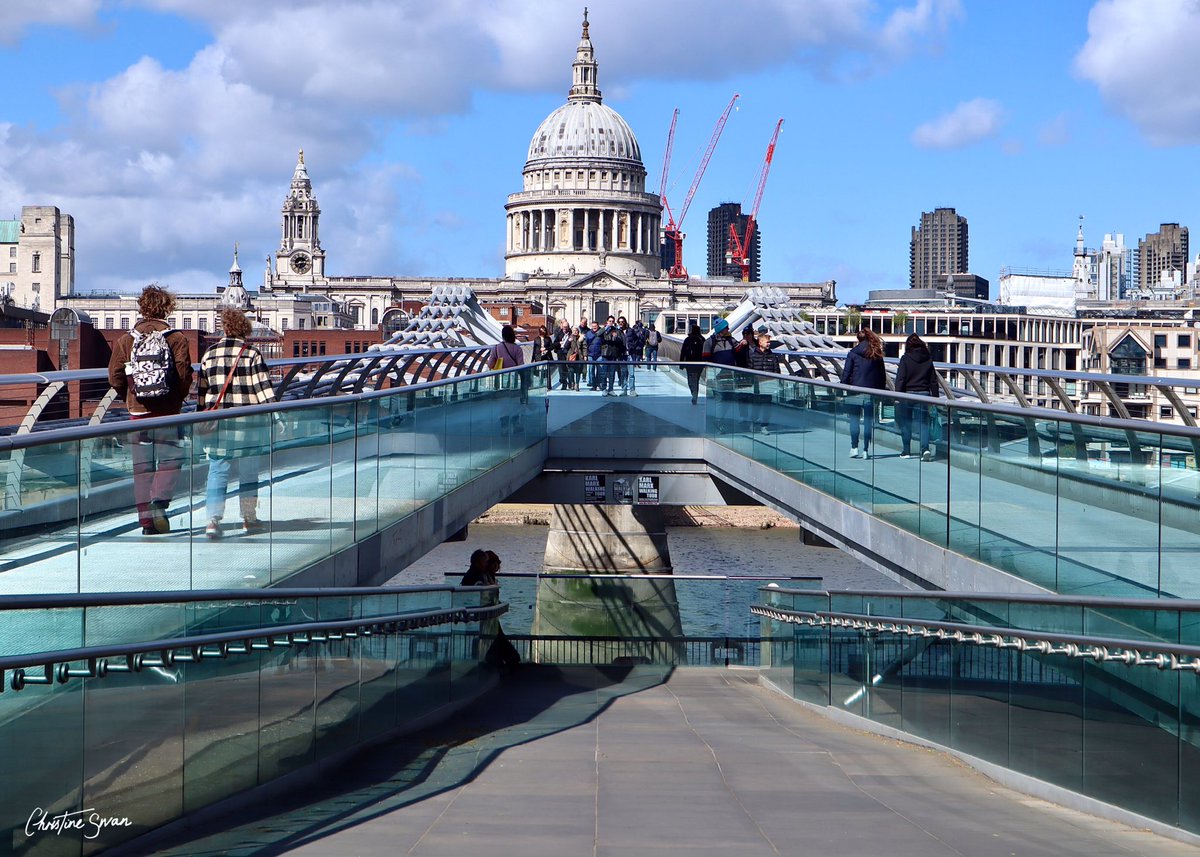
[
  {"left": 1136, "top": 223, "right": 1189, "bottom": 298},
  {"left": 706, "top": 202, "right": 760, "bottom": 281},
  {"left": 910, "top": 207, "right": 968, "bottom": 290}
]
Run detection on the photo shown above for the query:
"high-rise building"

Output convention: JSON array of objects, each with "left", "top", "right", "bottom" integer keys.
[
  {"left": 1137, "top": 223, "right": 1189, "bottom": 298},
  {"left": 706, "top": 202, "right": 761, "bottom": 281},
  {"left": 909, "top": 207, "right": 968, "bottom": 290}
]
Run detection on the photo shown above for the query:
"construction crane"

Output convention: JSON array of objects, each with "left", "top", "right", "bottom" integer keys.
[
  {"left": 728, "top": 118, "right": 783, "bottom": 283},
  {"left": 660, "top": 93, "right": 739, "bottom": 283}
]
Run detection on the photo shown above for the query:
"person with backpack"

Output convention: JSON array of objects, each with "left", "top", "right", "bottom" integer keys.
[
  {"left": 702, "top": 319, "right": 738, "bottom": 428},
  {"left": 840, "top": 328, "right": 887, "bottom": 459},
  {"left": 107, "top": 283, "right": 193, "bottom": 536},
  {"left": 645, "top": 323, "right": 662, "bottom": 370}
]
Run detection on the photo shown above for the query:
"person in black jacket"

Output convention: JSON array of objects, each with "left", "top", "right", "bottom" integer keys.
[
  {"left": 680, "top": 324, "right": 706, "bottom": 404},
  {"left": 748, "top": 330, "right": 781, "bottom": 433},
  {"left": 839, "top": 328, "right": 886, "bottom": 459},
  {"left": 894, "top": 333, "right": 939, "bottom": 460}
]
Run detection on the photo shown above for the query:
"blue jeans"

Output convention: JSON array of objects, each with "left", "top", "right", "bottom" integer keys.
[
  {"left": 206, "top": 455, "right": 262, "bottom": 520},
  {"left": 896, "top": 401, "right": 930, "bottom": 454},
  {"left": 846, "top": 397, "right": 875, "bottom": 452},
  {"left": 646, "top": 347, "right": 658, "bottom": 369},
  {"left": 602, "top": 357, "right": 624, "bottom": 392},
  {"left": 623, "top": 357, "right": 636, "bottom": 393}
]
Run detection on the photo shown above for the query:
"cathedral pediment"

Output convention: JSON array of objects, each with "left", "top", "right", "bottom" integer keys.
[{"left": 563, "top": 269, "right": 638, "bottom": 293}]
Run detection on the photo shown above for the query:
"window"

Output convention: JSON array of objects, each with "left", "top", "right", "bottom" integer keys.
[
  {"left": 1155, "top": 334, "right": 1167, "bottom": 347},
  {"left": 1179, "top": 358, "right": 1192, "bottom": 369},
  {"left": 298, "top": 318, "right": 306, "bottom": 329},
  {"left": 7, "top": 247, "right": 14, "bottom": 258},
  {"left": 31, "top": 252, "right": 40, "bottom": 273},
  {"left": 105, "top": 317, "right": 114, "bottom": 329},
  {"left": 371, "top": 307, "right": 379, "bottom": 325},
  {"left": 183, "top": 317, "right": 192, "bottom": 330},
  {"left": 500, "top": 308, "right": 509, "bottom": 317},
  {"left": 120, "top": 317, "right": 130, "bottom": 330},
  {"left": 8, "top": 263, "right": 14, "bottom": 274},
  {"left": 282, "top": 318, "right": 288, "bottom": 330},
  {"left": 319, "top": 342, "right": 326, "bottom": 355},
  {"left": 199, "top": 317, "right": 207, "bottom": 332},
  {"left": 1161, "top": 406, "right": 1174, "bottom": 419},
  {"left": 1180, "top": 334, "right": 1192, "bottom": 349},
  {"left": 168, "top": 317, "right": 177, "bottom": 327}
]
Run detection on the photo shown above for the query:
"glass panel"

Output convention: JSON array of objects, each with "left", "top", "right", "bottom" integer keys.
[
  {"left": 1058, "top": 424, "right": 1161, "bottom": 597},
  {"left": 1160, "top": 431, "right": 1200, "bottom": 598},
  {"left": 353, "top": 398, "right": 381, "bottom": 540},
  {"left": 946, "top": 405, "right": 983, "bottom": 560},
  {"left": 189, "top": 413, "right": 273, "bottom": 588},
  {"left": 271, "top": 406, "right": 333, "bottom": 583},
  {"left": 376, "top": 391, "right": 417, "bottom": 526},
  {"left": 329, "top": 402, "right": 359, "bottom": 556}
]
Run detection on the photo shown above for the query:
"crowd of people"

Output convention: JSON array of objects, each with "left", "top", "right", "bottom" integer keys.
[{"left": 522, "top": 315, "right": 663, "bottom": 395}]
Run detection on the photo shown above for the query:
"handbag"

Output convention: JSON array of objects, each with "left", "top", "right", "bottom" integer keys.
[{"left": 197, "top": 343, "right": 248, "bottom": 436}]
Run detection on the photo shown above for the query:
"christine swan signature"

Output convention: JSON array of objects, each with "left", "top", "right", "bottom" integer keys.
[{"left": 26, "top": 807, "right": 133, "bottom": 840}]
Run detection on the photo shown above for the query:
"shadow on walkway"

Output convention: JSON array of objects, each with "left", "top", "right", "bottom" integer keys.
[{"left": 133, "top": 664, "right": 672, "bottom": 857}]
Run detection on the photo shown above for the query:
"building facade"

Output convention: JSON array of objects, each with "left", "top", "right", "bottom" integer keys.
[
  {"left": 706, "top": 202, "right": 760, "bottom": 281},
  {"left": 0, "top": 206, "right": 74, "bottom": 314},
  {"left": 910, "top": 207, "right": 968, "bottom": 290},
  {"left": 1136, "top": 223, "right": 1189, "bottom": 299}
]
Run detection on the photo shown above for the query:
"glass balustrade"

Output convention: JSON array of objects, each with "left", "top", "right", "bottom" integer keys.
[
  {"left": 757, "top": 588, "right": 1200, "bottom": 835},
  {"left": 0, "top": 585, "right": 497, "bottom": 854},
  {"left": 3, "top": 361, "right": 1200, "bottom": 599}
]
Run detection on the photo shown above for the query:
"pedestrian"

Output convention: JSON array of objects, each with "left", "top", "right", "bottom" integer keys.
[
  {"left": 107, "top": 283, "right": 193, "bottom": 536},
  {"left": 748, "top": 329, "right": 781, "bottom": 433},
  {"left": 489, "top": 324, "right": 528, "bottom": 410},
  {"left": 531, "top": 325, "right": 554, "bottom": 387},
  {"left": 700, "top": 316, "right": 734, "bottom": 420},
  {"left": 569, "top": 327, "right": 586, "bottom": 389},
  {"left": 460, "top": 548, "right": 490, "bottom": 586},
  {"left": 481, "top": 550, "right": 521, "bottom": 669},
  {"left": 196, "top": 308, "right": 276, "bottom": 539},
  {"left": 840, "top": 328, "right": 887, "bottom": 459},
  {"left": 586, "top": 321, "right": 603, "bottom": 389},
  {"left": 680, "top": 323, "right": 705, "bottom": 404},
  {"left": 555, "top": 324, "right": 581, "bottom": 390},
  {"left": 645, "top": 323, "right": 661, "bottom": 370},
  {"left": 618, "top": 316, "right": 638, "bottom": 396},
  {"left": 894, "top": 333, "right": 940, "bottom": 460},
  {"left": 600, "top": 316, "right": 627, "bottom": 396}
]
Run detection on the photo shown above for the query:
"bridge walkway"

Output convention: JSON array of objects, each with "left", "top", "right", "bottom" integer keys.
[{"left": 141, "top": 667, "right": 1194, "bottom": 857}]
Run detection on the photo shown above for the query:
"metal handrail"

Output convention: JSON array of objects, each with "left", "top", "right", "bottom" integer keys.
[
  {"left": 1, "top": 601, "right": 508, "bottom": 691},
  {"left": 753, "top": 587, "right": 1200, "bottom": 610},
  {"left": 751, "top": 604, "right": 1200, "bottom": 670}
]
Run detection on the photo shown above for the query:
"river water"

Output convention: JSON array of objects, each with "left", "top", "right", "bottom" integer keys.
[{"left": 388, "top": 523, "right": 906, "bottom": 640}]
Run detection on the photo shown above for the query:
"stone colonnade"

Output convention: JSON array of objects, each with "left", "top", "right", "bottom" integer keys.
[{"left": 506, "top": 207, "right": 660, "bottom": 255}]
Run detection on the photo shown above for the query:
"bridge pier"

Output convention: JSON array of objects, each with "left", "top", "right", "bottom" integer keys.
[{"left": 533, "top": 504, "right": 683, "bottom": 664}]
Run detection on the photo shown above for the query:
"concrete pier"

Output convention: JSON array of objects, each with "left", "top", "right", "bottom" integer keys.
[{"left": 534, "top": 504, "right": 683, "bottom": 663}]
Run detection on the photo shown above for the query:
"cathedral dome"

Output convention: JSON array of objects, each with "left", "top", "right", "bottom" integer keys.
[{"left": 527, "top": 101, "right": 642, "bottom": 166}]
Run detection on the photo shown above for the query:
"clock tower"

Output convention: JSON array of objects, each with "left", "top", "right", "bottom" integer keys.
[{"left": 274, "top": 149, "right": 326, "bottom": 286}]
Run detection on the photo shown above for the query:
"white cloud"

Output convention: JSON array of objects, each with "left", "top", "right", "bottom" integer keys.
[
  {"left": 0, "top": 0, "right": 100, "bottom": 46},
  {"left": 0, "top": 0, "right": 965, "bottom": 294},
  {"left": 1074, "top": 0, "right": 1200, "bottom": 145},
  {"left": 912, "top": 98, "right": 1005, "bottom": 149}
]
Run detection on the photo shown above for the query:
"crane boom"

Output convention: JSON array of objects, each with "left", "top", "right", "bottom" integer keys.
[
  {"left": 663, "top": 93, "right": 739, "bottom": 283},
  {"left": 677, "top": 93, "right": 739, "bottom": 228},
  {"left": 658, "top": 108, "right": 679, "bottom": 209},
  {"left": 728, "top": 118, "right": 784, "bottom": 283}
]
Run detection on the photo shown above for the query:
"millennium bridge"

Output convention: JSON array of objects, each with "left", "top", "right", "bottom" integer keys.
[{"left": 1, "top": 293, "right": 1200, "bottom": 854}]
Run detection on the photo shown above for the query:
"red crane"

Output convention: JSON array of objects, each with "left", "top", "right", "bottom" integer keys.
[
  {"left": 728, "top": 118, "right": 784, "bottom": 283},
  {"left": 660, "top": 93, "right": 739, "bottom": 283}
]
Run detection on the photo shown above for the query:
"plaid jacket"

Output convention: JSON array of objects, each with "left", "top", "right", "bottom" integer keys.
[{"left": 197, "top": 338, "right": 276, "bottom": 458}]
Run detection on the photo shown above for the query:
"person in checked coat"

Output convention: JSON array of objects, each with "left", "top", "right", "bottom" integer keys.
[{"left": 197, "top": 309, "right": 277, "bottom": 539}]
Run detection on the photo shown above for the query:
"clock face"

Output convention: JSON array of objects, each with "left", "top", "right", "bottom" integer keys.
[{"left": 292, "top": 253, "right": 311, "bottom": 274}]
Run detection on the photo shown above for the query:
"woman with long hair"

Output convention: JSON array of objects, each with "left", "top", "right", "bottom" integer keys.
[
  {"left": 894, "top": 333, "right": 940, "bottom": 460},
  {"left": 839, "top": 328, "right": 886, "bottom": 459}
]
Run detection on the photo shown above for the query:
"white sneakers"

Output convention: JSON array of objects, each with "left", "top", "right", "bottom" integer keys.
[
  {"left": 921, "top": 449, "right": 933, "bottom": 461},
  {"left": 849, "top": 448, "right": 868, "bottom": 459}
]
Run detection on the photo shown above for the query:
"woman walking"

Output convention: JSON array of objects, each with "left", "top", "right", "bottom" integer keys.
[
  {"left": 894, "top": 333, "right": 940, "bottom": 460},
  {"left": 197, "top": 309, "right": 276, "bottom": 539},
  {"left": 839, "top": 328, "right": 886, "bottom": 459}
]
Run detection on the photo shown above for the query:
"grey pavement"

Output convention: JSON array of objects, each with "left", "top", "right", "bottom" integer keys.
[{"left": 143, "top": 667, "right": 1196, "bottom": 857}]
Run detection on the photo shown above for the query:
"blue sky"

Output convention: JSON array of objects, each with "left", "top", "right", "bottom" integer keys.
[{"left": 0, "top": 0, "right": 1197, "bottom": 304}]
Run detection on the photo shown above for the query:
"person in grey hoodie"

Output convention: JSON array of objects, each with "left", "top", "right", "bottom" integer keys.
[{"left": 894, "top": 333, "right": 940, "bottom": 460}]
